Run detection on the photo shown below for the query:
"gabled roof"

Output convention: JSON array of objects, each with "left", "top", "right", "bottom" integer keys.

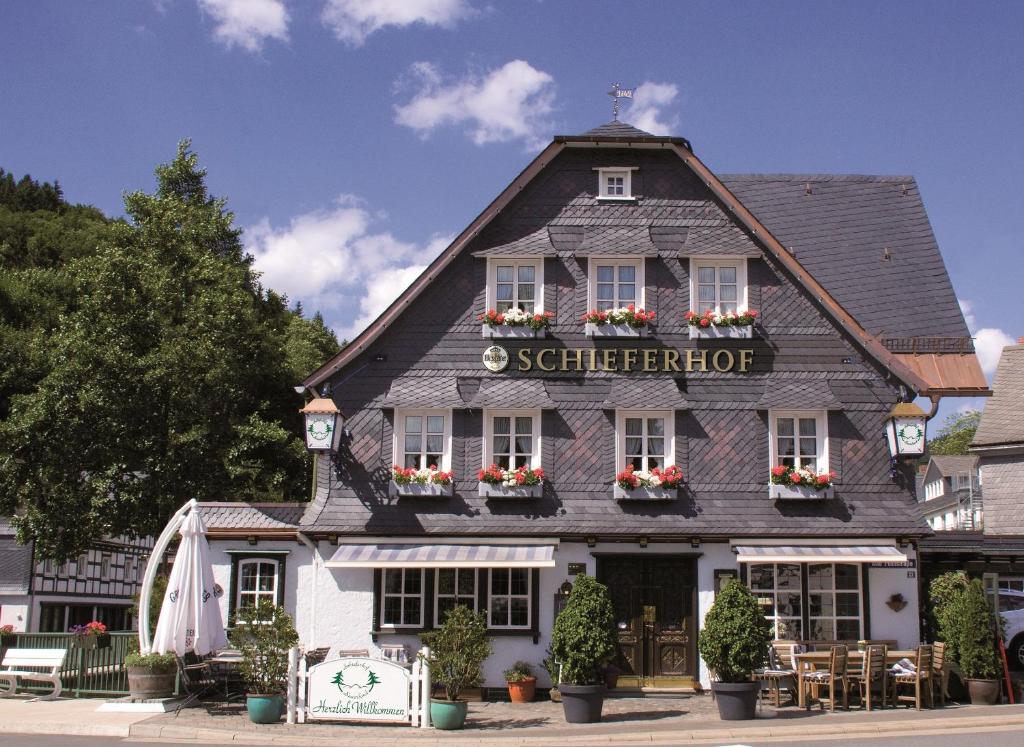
[
  {"left": 926, "top": 455, "right": 979, "bottom": 478},
  {"left": 972, "top": 344, "right": 1024, "bottom": 448},
  {"left": 304, "top": 123, "right": 970, "bottom": 397}
]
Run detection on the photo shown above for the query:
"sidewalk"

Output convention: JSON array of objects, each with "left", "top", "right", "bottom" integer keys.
[{"left": 0, "top": 695, "right": 1022, "bottom": 745}]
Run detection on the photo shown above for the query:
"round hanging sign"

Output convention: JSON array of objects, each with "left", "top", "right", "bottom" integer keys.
[{"left": 482, "top": 345, "right": 510, "bottom": 373}]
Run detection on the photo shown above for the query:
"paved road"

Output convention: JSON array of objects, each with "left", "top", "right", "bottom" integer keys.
[{"left": 3, "top": 731, "right": 1024, "bottom": 747}]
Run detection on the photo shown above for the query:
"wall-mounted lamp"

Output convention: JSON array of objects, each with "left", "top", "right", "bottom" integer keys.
[
  {"left": 586, "top": 536, "right": 597, "bottom": 548},
  {"left": 639, "top": 537, "right": 648, "bottom": 548},
  {"left": 690, "top": 538, "right": 701, "bottom": 549},
  {"left": 247, "top": 536, "right": 257, "bottom": 546},
  {"left": 559, "top": 580, "right": 574, "bottom": 597}
]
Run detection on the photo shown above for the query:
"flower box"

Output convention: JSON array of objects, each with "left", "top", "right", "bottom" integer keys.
[
  {"left": 389, "top": 481, "right": 453, "bottom": 497},
  {"left": 769, "top": 484, "right": 835, "bottom": 500},
  {"left": 585, "top": 323, "right": 646, "bottom": 338},
  {"left": 478, "top": 482, "right": 543, "bottom": 498},
  {"left": 481, "top": 325, "right": 540, "bottom": 339},
  {"left": 76, "top": 633, "right": 111, "bottom": 650},
  {"left": 689, "top": 324, "right": 753, "bottom": 339},
  {"left": 614, "top": 485, "right": 677, "bottom": 501}
]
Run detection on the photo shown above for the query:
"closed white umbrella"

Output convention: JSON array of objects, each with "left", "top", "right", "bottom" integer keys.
[{"left": 152, "top": 507, "right": 227, "bottom": 656}]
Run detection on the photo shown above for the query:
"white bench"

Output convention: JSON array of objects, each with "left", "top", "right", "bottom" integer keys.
[{"left": 0, "top": 648, "right": 66, "bottom": 699}]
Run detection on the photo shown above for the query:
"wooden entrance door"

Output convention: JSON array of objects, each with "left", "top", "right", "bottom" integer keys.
[{"left": 597, "top": 555, "right": 696, "bottom": 688}]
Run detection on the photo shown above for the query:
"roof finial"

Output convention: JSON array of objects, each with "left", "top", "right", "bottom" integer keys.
[{"left": 607, "top": 82, "right": 634, "bottom": 121}]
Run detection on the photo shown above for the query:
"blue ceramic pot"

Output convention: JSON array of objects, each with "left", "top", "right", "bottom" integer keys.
[
  {"left": 430, "top": 699, "right": 468, "bottom": 730},
  {"left": 246, "top": 694, "right": 283, "bottom": 724}
]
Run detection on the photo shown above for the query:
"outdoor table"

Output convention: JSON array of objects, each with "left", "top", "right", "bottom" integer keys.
[
  {"left": 208, "top": 650, "right": 244, "bottom": 699},
  {"left": 795, "top": 650, "right": 916, "bottom": 708}
]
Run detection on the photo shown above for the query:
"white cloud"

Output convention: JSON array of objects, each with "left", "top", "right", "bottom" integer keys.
[
  {"left": 245, "top": 197, "right": 451, "bottom": 341},
  {"left": 321, "top": 0, "right": 474, "bottom": 46},
  {"left": 626, "top": 81, "right": 679, "bottom": 135},
  {"left": 198, "top": 0, "right": 289, "bottom": 52},
  {"left": 394, "top": 60, "right": 555, "bottom": 149},
  {"left": 959, "top": 298, "right": 1015, "bottom": 378}
]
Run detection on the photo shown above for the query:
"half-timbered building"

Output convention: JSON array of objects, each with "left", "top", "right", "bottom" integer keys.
[{"left": 199, "top": 121, "right": 986, "bottom": 691}]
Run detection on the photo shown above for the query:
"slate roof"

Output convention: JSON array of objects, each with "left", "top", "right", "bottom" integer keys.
[
  {"left": 467, "top": 379, "right": 555, "bottom": 409},
  {"left": 756, "top": 381, "right": 844, "bottom": 410},
  {"left": 720, "top": 174, "right": 969, "bottom": 341},
  {"left": 579, "top": 121, "right": 656, "bottom": 138},
  {"left": 927, "top": 455, "right": 979, "bottom": 477},
  {"left": 577, "top": 226, "right": 659, "bottom": 256},
  {"left": 682, "top": 225, "right": 763, "bottom": 257},
  {"left": 382, "top": 377, "right": 466, "bottom": 409},
  {"left": 471, "top": 227, "right": 556, "bottom": 257},
  {"left": 972, "top": 344, "right": 1024, "bottom": 447},
  {"left": 198, "top": 502, "right": 304, "bottom": 531},
  {"left": 601, "top": 378, "right": 688, "bottom": 409}
]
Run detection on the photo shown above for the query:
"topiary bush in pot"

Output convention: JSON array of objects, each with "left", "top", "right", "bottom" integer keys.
[
  {"left": 420, "top": 604, "right": 492, "bottom": 730},
  {"left": 929, "top": 570, "right": 969, "bottom": 659},
  {"left": 944, "top": 579, "right": 1001, "bottom": 705},
  {"left": 697, "top": 579, "right": 773, "bottom": 720},
  {"left": 549, "top": 574, "right": 617, "bottom": 723},
  {"left": 229, "top": 599, "right": 299, "bottom": 723}
]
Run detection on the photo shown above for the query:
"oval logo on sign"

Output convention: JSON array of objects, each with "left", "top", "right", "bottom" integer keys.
[{"left": 482, "top": 345, "right": 510, "bottom": 373}]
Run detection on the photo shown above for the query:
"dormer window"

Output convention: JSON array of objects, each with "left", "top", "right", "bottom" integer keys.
[{"left": 595, "top": 167, "right": 638, "bottom": 200}]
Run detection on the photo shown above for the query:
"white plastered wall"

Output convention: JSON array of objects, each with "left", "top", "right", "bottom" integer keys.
[
  {"left": 0, "top": 596, "right": 30, "bottom": 631},
  {"left": 865, "top": 545, "right": 920, "bottom": 649}
]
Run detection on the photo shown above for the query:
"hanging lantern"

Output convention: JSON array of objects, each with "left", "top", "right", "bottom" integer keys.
[
  {"left": 300, "top": 397, "right": 343, "bottom": 452},
  {"left": 884, "top": 402, "right": 928, "bottom": 458}
]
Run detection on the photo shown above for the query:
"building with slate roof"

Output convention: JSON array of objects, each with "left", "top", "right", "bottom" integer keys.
[
  {"left": 199, "top": 121, "right": 986, "bottom": 691},
  {"left": 0, "top": 518, "right": 153, "bottom": 632},
  {"left": 917, "top": 455, "right": 983, "bottom": 532}
]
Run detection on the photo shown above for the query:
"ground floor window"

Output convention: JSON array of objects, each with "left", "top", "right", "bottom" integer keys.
[
  {"left": 488, "top": 568, "right": 531, "bottom": 629},
  {"left": 435, "top": 568, "right": 477, "bottom": 623},
  {"left": 747, "top": 562, "right": 863, "bottom": 641},
  {"left": 38, "top": 603, "right": 133, "bottom": 632},
  {"left": 381, "top": 568, "right": 424, "bottom": 628},
  {"left": 236, "top": 558, "right": 280, "bottom": 611},
  {"left": 999, "top": 577, "right": 1024, "bottom": 593}
]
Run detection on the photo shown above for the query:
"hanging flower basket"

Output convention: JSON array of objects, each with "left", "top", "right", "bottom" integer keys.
[
  {"left": 390, "top": 466, "right": 454, "bottom": 497},
  {"left": 583, "top": 305, "right": 653, "bottom": 337},
  {"left": 71, "top": 621, "right": 110, "bottom": 649},
  {"left": 614, "top": 465, "right": 683, "bottom": 500},
  {"left": 479, "top": 309, "right": 553, "bottom": 338},
  {"left": 686, "top": 309, "right": 757, "bottom": 339},
  {"left": 769, "top": 465, "right": 835, "bottom": 499},
  {"left": 478, "top": 465, "right": 544, "bottom": 498}
]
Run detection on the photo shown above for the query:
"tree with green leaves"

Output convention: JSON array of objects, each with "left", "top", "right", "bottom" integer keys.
[
  {"left": 926, "top": 410, "right": 981, "bottom": 457},
  {"left": 0, "top": 144, "right": 338, "bottom": 559}
]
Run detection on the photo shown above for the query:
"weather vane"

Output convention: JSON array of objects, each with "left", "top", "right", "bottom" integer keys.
[{"left": 607, "top": 82, "right": 634, "bottom": 120}]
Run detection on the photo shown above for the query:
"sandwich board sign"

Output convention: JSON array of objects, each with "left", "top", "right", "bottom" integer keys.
[{"left": 306, "top": 657, "right": 410, "bottom": 723}]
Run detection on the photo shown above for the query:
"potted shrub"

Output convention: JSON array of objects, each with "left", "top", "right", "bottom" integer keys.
[
  {"left": 928, "top": 570, "right": 968, "bottom": 655},
  {"left": 504, "top": 661, "right": 536, "bottom": 703},
  {"left": 125, "top": 651, "right": 177, "bottom": 700},
  {"left": 549, "top": 574, "right": 617, "bottom": 723},
  {"left": 542, "top": 650, "right": 561, "bottom": 702},
  {"left": 229, "top": 599, "right": 299, "bottom": 724},
  {"left": 941, "top": 579, "right": 1001, "bottom": 705},
  {"left": 697, "top": 578, "right": 773, "bottom": 720},
  {"left": 420, "top": 604, "right": 491, "bottom": 730},
  {"left": 71, "top": 620, "right": 110, "bottom": 649}
]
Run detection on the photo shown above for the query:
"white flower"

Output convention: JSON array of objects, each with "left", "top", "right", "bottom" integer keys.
[{"left": 502, "top": 308, "right": 530, "bottom": 325}]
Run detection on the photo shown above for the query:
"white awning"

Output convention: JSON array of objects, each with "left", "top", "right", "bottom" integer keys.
[
  {"left": 733, "top": 545, "right": 907, "bottom": 564},
  {"left": 326, "top": 543, "right": 556, "bottom": 569}
]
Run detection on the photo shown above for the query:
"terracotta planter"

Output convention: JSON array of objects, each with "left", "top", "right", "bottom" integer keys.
[
  {"left": 507, "top": 676, "right": 536, "bottom": 703},
  {"left": 966, "top": 678, "right": 1000, "bottom": 705}
]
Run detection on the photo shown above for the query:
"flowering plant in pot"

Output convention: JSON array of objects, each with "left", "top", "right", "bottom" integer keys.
[
  {"left": 582, "top": 304, "right": 654, "bottom": 330},
  {"left": 549, "top": 574, "right": 617, "bottom": 723},
  {"left": 503, "top": 661, "right": 537, "bottom": 703},
  {"left": 685, "top": 309, "right": 758, "bottom": 327},
  {"left": 229, "top": 599, "right": 299, "bottom": 723},
  {"left": 478, "top": 464, "right": 544, "bottom": 497},
  {"left": 125, "top": 651, "right": 178, "bottom": 700},
  {"left": 769, "top": 465, "right": 835, "bottom": 498},
  {"left": 420, "top": 605, "right": 492, "bottom": 730},
  {"left": 479, "top": 308, "right": 554, "bottom": 330},
  {"left": 939, "top": 578, "right": 1001, "bottom": 705},
  {"left": 392, "top": 465, "right": 454, "bottom": 486},
  {"left": 70, "top": 620, "right": 110, "bottom": 649},
  {"left": 697, "top": 579, "right": 773, "bottom": 720}
]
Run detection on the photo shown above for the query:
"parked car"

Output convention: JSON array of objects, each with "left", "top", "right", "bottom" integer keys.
[{"left": 999, "top": 589, "right": 1024, "bottom": 670}]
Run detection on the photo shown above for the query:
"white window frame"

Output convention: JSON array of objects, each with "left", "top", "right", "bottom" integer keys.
[
  {"left": 487, "top": 568, "right": 532, "bottom": 630},
  {"left": 588, "top": 257, "right": 645, "bottom": 311},
  {"left": 394, "top": 409, "right": 452, "bottom": 471},
  {"left": 380, "top": 568, "right": 425, "bottom": 629},
  {"left": 748, "top": 562, "right": 804, "bottom": 640},
  {"left": 769, "top": 410, "right": 829, "bottom": 473},
  {"left": 689, "top": 257, "right": 748, "bottom": 315},
  {"left": 485, "top": 258, "right": 544, "bottom": 314},
  {"left": 594, "top": 166, "right": 638, "bottom": 200},
  {"left": 806, "top": 562, "right": 864, "bottom": 642},
  {"left": 434, "top": 568, "right": 478, "bottom": 624},
  {"left": 483, "top": 409, "right": 541, "bottom": 470},
  {"left": 235, "top": 558, "right": 280, "bottom": 611},
  {"left": 615, "top": 409, "right": 675, "bottom": 472}
]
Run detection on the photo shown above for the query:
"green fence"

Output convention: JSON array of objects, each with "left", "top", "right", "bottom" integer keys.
[{"left": 2, "top": 632, "right": 135, "bottom": 697}]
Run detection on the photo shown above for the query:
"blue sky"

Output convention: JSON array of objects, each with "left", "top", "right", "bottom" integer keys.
[{"left": 2, "top": 1, "right": 1021, "bottom": 417}]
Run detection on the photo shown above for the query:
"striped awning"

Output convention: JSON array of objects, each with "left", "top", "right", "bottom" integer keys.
[
  {"left": 733, "top": 545, "right": 907, "bottom": 564},
  {"left": 326, "top": 543, "right": 556, "bottom": 569}
]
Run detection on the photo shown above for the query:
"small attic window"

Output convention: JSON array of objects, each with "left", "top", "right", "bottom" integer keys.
[{"left": 595, "top": 167, "right": 638, "bottom": 200}]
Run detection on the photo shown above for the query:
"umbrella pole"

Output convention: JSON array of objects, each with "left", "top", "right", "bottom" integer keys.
[{"left": 138, "top": 499, "right": 196, "bottom": 653}]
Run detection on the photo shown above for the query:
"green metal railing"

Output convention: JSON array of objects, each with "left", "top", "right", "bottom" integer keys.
[{"left": 2, "top": 632, "right": 134, "bottom": 697}]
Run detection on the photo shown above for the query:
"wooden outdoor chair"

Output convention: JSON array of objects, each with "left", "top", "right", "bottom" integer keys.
[
  {"left": 931, "top": 642, "right": 948, "bottom": 707},
  {"left": 801, "top": 644, "right": 849, "bottom": 711},
  {"left": 754, "top": 642, "right": 800, "bottom": 707},
  {"left": 849, "top": 644, "right": 887, "bottom": 711},
  {"left": 891, "top": 644, "right": 933, "bottom": 711}
]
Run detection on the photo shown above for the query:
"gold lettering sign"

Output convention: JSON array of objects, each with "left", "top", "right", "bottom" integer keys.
[{"left": 497, "top": 347, "right": 756, "bottom": 373}]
